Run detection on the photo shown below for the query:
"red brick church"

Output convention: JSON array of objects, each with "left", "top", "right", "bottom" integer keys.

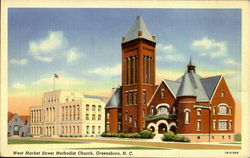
[{"left": 105, "top": 16, "right": 235, "bottom": 142}]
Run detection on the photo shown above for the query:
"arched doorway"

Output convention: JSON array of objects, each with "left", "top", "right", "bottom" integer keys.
[
  {"left": 158, "top": 123, "right": 167, "bottom": 134},
  {"left": 149, "top": 126, "right": 155, "bottom": 132},
  {"left": 13, "top": 125, "right": 19, "bottom": 135},
  {"left": 170, "top": 126, "right": 177, "bottom": 134}
]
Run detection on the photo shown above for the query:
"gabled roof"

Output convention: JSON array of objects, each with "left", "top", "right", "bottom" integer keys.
[
  {"left": 163, "top": 79, "right": 181, "bottom": 97},
  {"left": 20, "top": 116, "right": 29, "bottom": 124},
  {"left": 164, "top": 71, "right": 223, "bottom": 102},
  {"left": 8, "top": 112, "right": 14, "bottom": 121},
  {"left": 200, "top": 75, "right": 222, "bottom": 99},
  {"left": 177, "top": 72, "right": 196, "bottom": 97},
  {"left": 105, "top": 88, "right": 121, "bottom": 109},
  {"left": 8, "top": 112, "right": 29, "bottom": 124},
  {"left": 122, "top": 16, "right": 155, "bottom": 43}
]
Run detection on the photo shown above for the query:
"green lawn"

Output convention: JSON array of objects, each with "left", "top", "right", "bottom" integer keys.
[{"left": 8, "top": 139, "right": 86, "bottom": 144}]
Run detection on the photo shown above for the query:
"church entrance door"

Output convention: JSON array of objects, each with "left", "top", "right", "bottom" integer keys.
[
  {"left": 13, "top": 125, "right": 19, "bottom": 135},
  {"left": 158, "top": 123, "right": 167, "bottom": 134}
]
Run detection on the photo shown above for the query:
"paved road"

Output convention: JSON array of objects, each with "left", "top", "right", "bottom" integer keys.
[{"left": 9, "top": 137, "right": 241, "bottom": 150}]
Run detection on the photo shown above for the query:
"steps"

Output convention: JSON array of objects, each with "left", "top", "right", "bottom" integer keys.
[{"left": 152, "top": 134, "right": 163, "bottom": 142}]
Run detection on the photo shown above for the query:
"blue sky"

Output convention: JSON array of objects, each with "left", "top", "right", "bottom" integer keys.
[{"left": 8, "top": 8, "right": 241, "bottom": 100}]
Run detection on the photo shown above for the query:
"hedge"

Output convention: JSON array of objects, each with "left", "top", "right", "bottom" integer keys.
[
  {"left": 162, "top": 131, "right": 190, "bottom": 142},
  {"left": 234, "top": 133, "right": 241, "bottom": 141},
  {"left": 101, "top": 132, "right": 118, "bottom": 137},
  {"left": 101, "top": 130, "right": 155, "bottom": 139}
]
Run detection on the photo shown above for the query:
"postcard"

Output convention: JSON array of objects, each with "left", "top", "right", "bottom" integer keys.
[{"left": 1, "top": 0, "right": 250, "bottom": 157}]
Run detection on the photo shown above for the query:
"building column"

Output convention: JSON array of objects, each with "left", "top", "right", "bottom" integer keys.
[{"left": 31, "top": 111, "right": 33, "bottom": 123}]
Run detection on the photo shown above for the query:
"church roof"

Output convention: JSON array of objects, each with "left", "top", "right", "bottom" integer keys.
[
  {"left": 163, "top": 79, "right": 181, "bottom": 97},
  {"left": 200, "top": 75, "right": 221, "bottom": 99},
  {"left": 105, "top": 88, "right": 121, "bottom": 109},
  {"left": 177, "top": 72, "right": 196, "bottom": 97},
  {"left": 164, "top": 62, "right": 222, "bottom": 102},
  {"left": 122, "top": 16, "right": 155, "bottom": 43}
]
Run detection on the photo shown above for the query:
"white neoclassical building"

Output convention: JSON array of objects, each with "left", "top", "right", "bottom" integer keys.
[{"left": 30, "top": 90, "right": 106, "bottom": 137}]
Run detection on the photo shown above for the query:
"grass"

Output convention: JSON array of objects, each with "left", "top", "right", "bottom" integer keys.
[
  {"left": 220, "top": 142, "right": 241, "bottom": 145},
  {"left": 8, "top": 139, "right": 87, "bottom": 144}
]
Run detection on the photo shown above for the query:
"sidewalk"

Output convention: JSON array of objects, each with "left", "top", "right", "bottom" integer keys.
[{"left": 9, "top": 137, "right": 241, "bottom": 150}]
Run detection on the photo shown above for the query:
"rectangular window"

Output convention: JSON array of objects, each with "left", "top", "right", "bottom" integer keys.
[
  {"left": 92, "top": 126, "right": 95, "bottom": 134},
  {"left": 197, "top": 109, "right": 201, "bottom": 115},
  {"left": 118, "top": 123, "right": 121, "bottom": 131},
  {"left": 197, "top": 120, "right": 201, "bottom": 131},
  {"left": 126, "top": 92, "right": 129, "bottom": 105},
  {"left": 125, "top": 112, "right": 128, "bottom": 121},
  {"left": 86, "top": 126, "right": 89, "bottom": 134},
  {"left": 92, "top": 114, "right": 95, "bottom": 120},
  {"left": 92, "top": 105, "right": 96, "bottom": 111},
  {"left": 86, "top": 104, "right": 89, "bottom": 111},
  {"left": 98, "top": 115, "right": 101, "bottom": 121},
  {"left": 130, "top": 92, "right": 133, "bottom": 105},
  {"left": 213, "top": 120, "right": 216, "bottom": 130},
  {"left": 134, "top": 120, "right": 137, "bottom": 128},
  {"left": 106, "top": 124, "right": 110, "bottom": 131},
  {"left": 229, "top": 120, "right": 232, "bottom": 130},
  {"left": 134, "top": 91, "right": 137, "bottom": 105},
  {"left": 106, "top": 112, "right": 110, "bottom": 119},
  {"left": 219, "top": 121, "right": 228, "bottom": 130},
  {"left": 98, "top": 126, "right": 101, "bottom": 134},
  {"left": 98, "top": 105, "right": 101, "bottom": 112},
  {"left": 118, "top": 112, "right": 122, "bottom": 120},
  {"left": 213, "top": 107, "right": 216, "bottom": 115},
  {"left": 86, "top": 114, "right": 89, "bottom": 120},
  {"left": 129, "top": 116, "right": 132, "bottom": 123},
  {"left": 143, "top": 91, "right": 146, "bottom": 104}
]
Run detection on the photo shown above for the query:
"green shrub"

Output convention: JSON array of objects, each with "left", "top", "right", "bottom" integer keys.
[
  {"left": 101, "top": 130, "right": 155, "bottom": 139},
  {"left": 162, "top": 131, "right": 175, "bottom": 141},
  {"left": 118, "top": 133, "right": 126, "bottom": 138},
  {"left": 235, "top": 133, "right": 241, "bottom": 141},
  {"left": 139, "top": 130, "right": 155, "bottom": 139},
  {"left": 101, "top": 132, "right": 119, "bottom": 137},
  {"left": 162, "top": 132, "right": 190, "bottom": 142}
]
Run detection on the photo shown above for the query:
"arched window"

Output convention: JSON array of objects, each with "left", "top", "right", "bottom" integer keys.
[
  {"left": 221, "top": 91, "right": 225, "bottom": 97},
  {"left": 156, "top": 104, "right": 169, "bottom": 115},
  {"left": 150, "top": 107, "right": 154, "bottom": 115},
  {"left": 173, "top": 106, "right": 176, "bottom": 114},
  {"left": 184, "top": 109, "right": 190, "bottom": 124},
  {"left": 213, "top": 106, "right": 216, "bottom": 115},
  {"left": 157, "top": 104, "right": 169, "bottom": 115},
  {"left": 161, "top": 88, "right": 165, "bottom": 99},
  {"left": 229, "top": 107, "right": 232, "bottom": 115},
  {"left": 219, "top": 104, "right": 228, "bottom": 115}
]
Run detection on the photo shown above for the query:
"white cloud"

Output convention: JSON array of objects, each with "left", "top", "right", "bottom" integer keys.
[
  {"left": 12, "top": 83, "right": 26, "bottom": 89},
  {"left": 157, "top": 43, "right": 186, "bottom": 62},
  {"left": 87, "top": 64, "right": 121, "bottom": 76},
  {"left": 66, "top": 48, "right": 83, "bottom": 63},
  {"left": 192, "top": 37, "right": 228, "bottom": 58},
  {"left": 28, "top": 31, "right": 68, "bottom": 62},
  {"left": 224, "top": 58, "right": 239, "bottom": 66},
  {"left": 10, "top": 59, "right": 28, "bottom": 65}
]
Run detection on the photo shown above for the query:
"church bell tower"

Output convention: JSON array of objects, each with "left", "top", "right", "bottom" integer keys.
[{"left": 121, "top": 16, "right": 156, "bottom": 133}]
